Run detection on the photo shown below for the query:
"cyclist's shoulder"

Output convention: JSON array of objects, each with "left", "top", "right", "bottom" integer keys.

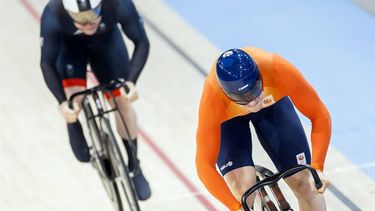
[
  {"left": 41, "top": 0, "right": 64, "bottom": 28},
  {"left": 199, "top": 70, "right": 235, "bottom": 120},
  {"left": 116, "top": 0, "right": 138, "bottom": 11},
  {"left": 42, "top": 0, "right": 63, "bottom": 16},
  {"left": 240, "top": 47, "right": 277, "bottom": 80},
  {"left": 113, "top": 0, "right": 141, "bottom": 21},
  {"left": 204, "top": 64, "right": 227, "bottom": 100}
]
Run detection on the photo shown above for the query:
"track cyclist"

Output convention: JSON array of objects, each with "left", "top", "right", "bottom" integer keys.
[
  {"left": 40, "top": 0, "right": 151, "bottom": 200},
  {"left": 196, "top": 48, "right": 331, "bottom": 210}
]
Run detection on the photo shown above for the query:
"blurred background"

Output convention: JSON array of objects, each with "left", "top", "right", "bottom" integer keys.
[{"left": 1, "top": 0, "right": 374, "bottom": 210}]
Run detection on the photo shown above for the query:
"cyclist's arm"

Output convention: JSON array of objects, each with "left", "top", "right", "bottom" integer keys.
[
  {"left": 40, "top": 6, "right": 66, "bottom": 104},
  {"left": 118, "top": 0, "right": 150, "bottom": 84},
  {"left": 274, "top": 55, "right": 332, "bottom": 171},
  {"left": 196, "top": 82, "right": 242, "bottom": 211}
]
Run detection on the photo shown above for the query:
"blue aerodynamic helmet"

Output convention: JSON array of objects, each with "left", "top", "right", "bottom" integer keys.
[{"left": 216, "top": 49, "right": 263, "bottom": 105}]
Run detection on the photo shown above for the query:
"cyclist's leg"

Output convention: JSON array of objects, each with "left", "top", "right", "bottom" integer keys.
[
  {"left": 88, "top": 27, "right": 151, "bottom": 200},
  {"left": 57, "top": 37, "right": 90, "bottom": 162},
  {"left": 284, "top": 170, "right": 326, "bottom": 211},
  {"left": 252, "top": 97, "right": 326, "bottom": 211},
  {"left": 87, "top": 28, "right": 137, "bottom": 140},
  {"left": 217, "top": 115, "right": 257, "bottom": 207},
  {"left": 108, "top": 95, "right": 138, "bottom": 141}
]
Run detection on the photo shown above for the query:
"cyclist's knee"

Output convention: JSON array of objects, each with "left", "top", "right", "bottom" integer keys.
[
  {"left": 285, "top": 170, "right": 313, "bottom": 197},
  {"left": 64, "top": 86, "right": 85, "bottom": 99},
  {"left": 110, "top": 95, "right": 133, "bottom": 111},
  {"left": 224, "top": 166, "right": 256, "bottom": 201},
  {"left": 110, "top": 95, "right": 137, "bottom": 138},
  {"left": 115, "top": 95, "right": 129, "bottom": 105},
  {"left": 64, "top": 85, "right": 85, "bottom": 107}
]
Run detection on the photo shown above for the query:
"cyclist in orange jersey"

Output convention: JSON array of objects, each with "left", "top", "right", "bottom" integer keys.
[{"left": 196, "top": 48, "right": 331, "bottom": 210}]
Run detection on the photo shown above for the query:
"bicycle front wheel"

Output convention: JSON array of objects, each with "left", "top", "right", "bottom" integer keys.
[
  {"left": 102, "top": 118, "right": 140, "bottom": 211},
  {"left": 82, "top": 98, "right": 125, "bottom": 210},
  {"left": 254, "top": 165, "right": 291, "bottom": 211}
]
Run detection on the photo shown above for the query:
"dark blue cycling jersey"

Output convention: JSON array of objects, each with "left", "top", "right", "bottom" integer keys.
[{"left": 40, "top": 0, "right": 150, "bottom": 104}]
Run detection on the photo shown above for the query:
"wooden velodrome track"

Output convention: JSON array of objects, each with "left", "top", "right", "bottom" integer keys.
[{"left": 1, "top": 0, "right": 374, "bottom": 210}]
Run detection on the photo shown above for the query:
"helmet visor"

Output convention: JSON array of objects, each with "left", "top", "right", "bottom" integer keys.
[
  {"left": 67, "top": 5, "right": 101, "bottom": 24},
  {"left": 226, "top": 74, "right": 263, "bottom": 105}
]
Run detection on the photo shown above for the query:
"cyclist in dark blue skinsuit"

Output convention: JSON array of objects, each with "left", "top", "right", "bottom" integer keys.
[{"left": 40, "top": 0, "right": 151, "bottom": 200}]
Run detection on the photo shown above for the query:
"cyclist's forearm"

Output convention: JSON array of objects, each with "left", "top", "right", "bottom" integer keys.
[
  {"left": 127, "top": 41, "right": 150, "bottom": 83},
  {"left": 196, "top": 161, "right": 240, "bottom": 210},
  {"left": 311, "top": 111, "right": 332, "bottom": 171},
  {"left": 40, "top": 62, "right": 66, "bottom": 104}
]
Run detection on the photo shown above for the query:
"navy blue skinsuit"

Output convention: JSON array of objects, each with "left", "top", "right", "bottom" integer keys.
[{"left": 40, "top": 0, "right": 150, "bottom": 162}]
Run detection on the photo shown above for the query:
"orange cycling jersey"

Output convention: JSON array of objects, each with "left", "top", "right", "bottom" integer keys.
[{"left": 196, "top": 47, "right": 331, "bottom": 210}]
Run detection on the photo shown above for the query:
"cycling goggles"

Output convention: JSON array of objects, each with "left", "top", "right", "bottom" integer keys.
[
  {"left": 226, "top": 74, "right": 263, "bottom": 105},
  {"left": 67, "top": 5, "right": 101, "bottom": 25}
]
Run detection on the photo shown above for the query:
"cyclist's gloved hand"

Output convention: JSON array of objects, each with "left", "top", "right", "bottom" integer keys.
[
  {"left": 316, "top": 170, "right": 329, "bottom": 194},
  {"left": 58, "top": 101, "right": 80, "bottom": 123},
  {"left": 125, "top": 81, "right": 139, "bottom": 103}
]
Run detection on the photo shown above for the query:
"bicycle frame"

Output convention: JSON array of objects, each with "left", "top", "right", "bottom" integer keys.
[
  {"left": 242, "top": 165, "right": 323, "bottom": 211},
  {"left": 68, "top": 79, "right": 140, "bottom": 211},
  {"left": 69, "top": 79, "right": 136, "bottom": 164},
  {"left": 255, "top": 165, "right": 292, "bottom": 210}
]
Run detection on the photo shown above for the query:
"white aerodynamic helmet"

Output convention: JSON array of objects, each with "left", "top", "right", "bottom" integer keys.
[{"left": 62, "top": 0, "right": 102, "bottom": 24}]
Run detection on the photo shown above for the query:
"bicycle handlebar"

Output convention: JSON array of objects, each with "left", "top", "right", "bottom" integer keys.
[
  {"left": 241, "top": 164, "right": 322, "bottom": 211},
  {"left": 67, "top": 79, "right": 128, "bottom": 109}
]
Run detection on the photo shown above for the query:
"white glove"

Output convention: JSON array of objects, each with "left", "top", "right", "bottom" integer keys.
[
  {"left": 124, "top": 81, "right": 139, "bottom": 103},
  {"left": 58, "top": 101, "right": 80, "bottom": 123}
]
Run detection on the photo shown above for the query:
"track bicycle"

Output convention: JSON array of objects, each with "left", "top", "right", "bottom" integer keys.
[
  {"left": 69, "top": 79, "right": 140, "bottom": 211},
  {"left": 242, "top": 164, "right": 323, "bottom": 211}
]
